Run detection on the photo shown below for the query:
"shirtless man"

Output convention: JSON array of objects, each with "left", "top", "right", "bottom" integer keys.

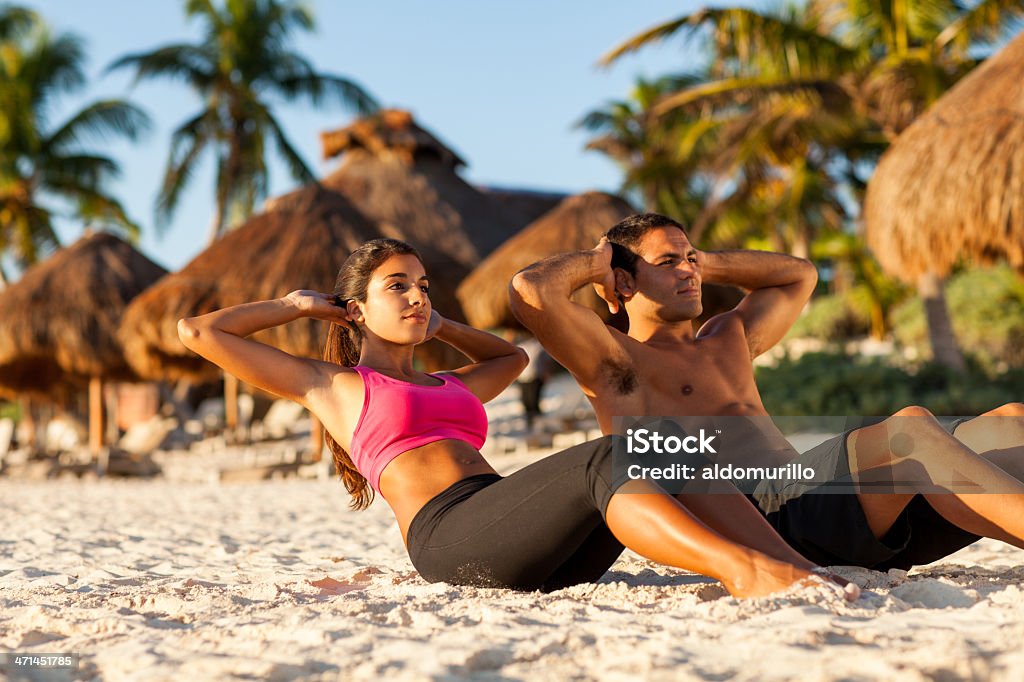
[{"left": 510, "top": 212, "right": 1024, "bottom": 569}]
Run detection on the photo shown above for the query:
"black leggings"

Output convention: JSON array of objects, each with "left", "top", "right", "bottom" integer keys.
[{"left": 406, "top": 436, "right": 630, "bottom": 592}]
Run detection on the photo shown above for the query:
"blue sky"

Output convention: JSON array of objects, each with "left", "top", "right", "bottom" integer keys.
[{"left": 30, "top": 0, "right": 707, "bottom": 272}]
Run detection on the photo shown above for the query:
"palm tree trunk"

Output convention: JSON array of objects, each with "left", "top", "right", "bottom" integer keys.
[
  {"left": 869, "top": 301, "right": 886, "bottom": 341},
  {"left": 206, "top": 203, "right": 224, "bottom": 245},
  {"left": 918, "top": 271, "right": 966, "bottom": 372}
]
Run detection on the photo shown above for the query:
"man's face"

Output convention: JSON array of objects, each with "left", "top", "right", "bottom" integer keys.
[{"left": 625, "top": 226, "right": 703, "bottom": 322}]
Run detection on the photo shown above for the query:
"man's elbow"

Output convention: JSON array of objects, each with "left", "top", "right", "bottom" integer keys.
[
  {"left": 797, "top": 259, "right": 819, "bottom": 290},
  {"left": 509, "top": 271, "right": 546, "bottom": 318}
]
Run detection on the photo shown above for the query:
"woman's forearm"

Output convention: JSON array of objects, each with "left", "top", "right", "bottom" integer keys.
[
  {"left": 182, "top": 297, "right": 303, "bottom": 339},
  {"left": 433, "top": 318, "right": 524, "bottom": 364}
]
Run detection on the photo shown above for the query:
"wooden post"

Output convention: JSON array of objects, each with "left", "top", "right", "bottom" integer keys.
[
  {"left": 19, "top": 397, "right": 36, "bottom": 448},
  {"left": 224, "top": 372, "right": 238, "bottom": 430},
  {"left": 104, "top": 382, "right": 120, "bottom": 444},
  {"left": 89, "top": 376, "right": 103, "bottom": 455}
]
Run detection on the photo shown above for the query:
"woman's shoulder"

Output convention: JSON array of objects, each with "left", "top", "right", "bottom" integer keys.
[{"left": 309, "top": 361, "right": 363, "bottom": 392}]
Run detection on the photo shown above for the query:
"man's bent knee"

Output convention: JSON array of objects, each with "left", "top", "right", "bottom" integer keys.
[
  {"left": 986, "top": 402, "right": 1024, "bottom": 417},
  {"left": 893, "top": 405, "right": 933, "bottom": 418}
]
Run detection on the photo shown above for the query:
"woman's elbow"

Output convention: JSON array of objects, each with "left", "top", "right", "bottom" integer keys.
[
  {"left": 512, "top": 347, "right": 530, "bottom": 372},
  {"left": 177, "top": 318, "right": 201, "bottom": 349}
]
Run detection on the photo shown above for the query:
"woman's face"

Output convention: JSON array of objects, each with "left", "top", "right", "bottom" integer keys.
[{"left": 354, "top": 254, "right": 431, "bottom": 345}]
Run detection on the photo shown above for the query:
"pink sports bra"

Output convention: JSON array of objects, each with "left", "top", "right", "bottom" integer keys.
[{"left": 349, "top": 365, "right": 489, "bottom": 493}]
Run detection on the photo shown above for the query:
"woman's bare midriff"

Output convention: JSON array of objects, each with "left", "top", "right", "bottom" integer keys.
[{"left": 375, "top": 440, "right": 499, "bottom": 546}]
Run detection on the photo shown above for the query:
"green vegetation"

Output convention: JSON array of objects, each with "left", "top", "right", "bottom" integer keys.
[
  {"left": 589, "top": 1, "right": 1024, "bottom": 370},
  {"left": 0, "top": 4, "right": 148, "bottom": 283},
  {"left": 757, "top": 351, "right": 1024, "bottom": 416},
  {"left": 891, "top": 266, "right": 1024, "bottom": 371}
]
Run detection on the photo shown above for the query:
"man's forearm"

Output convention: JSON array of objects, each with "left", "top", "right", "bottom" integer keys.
[
  {"left": 701, "top": 250, "right": 816, "bottom": 291},
  {"left": 511, "top": 249, "right": 608, "bottom": 304}
]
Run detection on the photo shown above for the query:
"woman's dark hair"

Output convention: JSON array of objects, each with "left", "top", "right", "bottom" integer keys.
[{"left": 323, "top": 238, "right": 424, "bottom": 510}]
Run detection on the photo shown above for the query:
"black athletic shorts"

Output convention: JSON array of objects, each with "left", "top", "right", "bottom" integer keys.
[
  {"left": 405, "top": 436, "right": 632, "bottom": 592},
  {"left": 748, "top": 418, "right": 981, "bottom": 568}
]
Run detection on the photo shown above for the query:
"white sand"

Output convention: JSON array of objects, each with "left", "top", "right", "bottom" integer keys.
[{"left": 2, "top": 466, "right": 1024, "bottom": 682}]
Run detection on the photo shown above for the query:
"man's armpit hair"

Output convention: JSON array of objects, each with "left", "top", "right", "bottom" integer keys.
[{"left": 598, "top": 358, "right": 638, "bottom": 396}]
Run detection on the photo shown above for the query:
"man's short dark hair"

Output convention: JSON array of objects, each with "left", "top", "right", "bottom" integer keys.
[{"left": 605, "top": 213, "right": 687, "bottom": 275}]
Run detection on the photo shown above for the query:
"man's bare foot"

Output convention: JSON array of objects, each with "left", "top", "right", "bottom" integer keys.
[{"left": 724, "top": 557, "right": 859, "bottom": 601}]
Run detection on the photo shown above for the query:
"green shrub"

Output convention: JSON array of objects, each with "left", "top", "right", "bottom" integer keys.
[
  {"left": 757, "top": 351, "right": 1024, "bottom": 416},
  {"left": 787, "top": 290, "right": 873, "bottom": 341},
  {"left": 892, "top": 266, "right": 1024, "bottom": 370}
]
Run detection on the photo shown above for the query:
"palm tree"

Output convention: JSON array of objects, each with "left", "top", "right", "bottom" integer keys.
[
  {"left": 109, "top": 0, "right": 379, "bottom": 241},
  {"left": 577, "top": 73, "right": 719, "bottom": 220},
  {"left": 598, "top": 0, "right": 1024, "bottom": 369},
  {"left": 0, "top": 5, "right": 149, "bottom": 286}
]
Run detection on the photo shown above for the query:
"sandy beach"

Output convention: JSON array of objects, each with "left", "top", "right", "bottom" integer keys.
[{"left": 3, "top": 448, "right": 1024, "bottom": 681}]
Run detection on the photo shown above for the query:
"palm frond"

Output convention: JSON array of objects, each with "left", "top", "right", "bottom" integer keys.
[
  {"left": 156, "top": 109, "right": 215, "bottom": 230},
  {"left": 107, "top": 44, "right": 216, "bottom": 91},
  {"left": 269, "top": 70, "right": 378, "bottom": 114},
  {"left": 603, "top": 7, "right": 861, "bottom": 79},
  {"left": 935, "top": 0, "right": 1024, "bottom": 50},
  {"left": 599, "top": 15, "right": 696, "bottom": 65},
  {"left": 262, "top": 110, "right": 314, "bottom": 183},
  {"left": 0, "top": 4, "right": 37, "bottom": 40},
  {"left": 44, "top": 100, "right": 151, "bottom": 152}
]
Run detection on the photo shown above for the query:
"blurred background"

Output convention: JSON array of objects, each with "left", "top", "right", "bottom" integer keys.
[{"left": 2, "top": 0, "right": 1022, "bottom": 477}]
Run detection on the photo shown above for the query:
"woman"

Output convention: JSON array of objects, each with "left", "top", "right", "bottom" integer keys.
[{"left": 178, "top": 238, "right": 855, "bottom": 598}]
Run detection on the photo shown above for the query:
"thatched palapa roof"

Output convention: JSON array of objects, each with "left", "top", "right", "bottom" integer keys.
[
  {"left": 319, "top": 109, "right": 526, "bottom": 279},
  {"left": 0, "top": 231, "right": 167, "bottom": 399},
  {"left": 119, "top": 185, "right": 384, "bottom": 381},
  {"left": 321, "top": 108, "right": 467, "bottom": 169},
  {"left": 864, "top": 31, "right": 1024, "bottom": 281},
  {"left": 476, "top": 185, "right": 566, "bottom": 232},
  {"left": 457, "top": 192, "right": 637, "bottom": 328}
]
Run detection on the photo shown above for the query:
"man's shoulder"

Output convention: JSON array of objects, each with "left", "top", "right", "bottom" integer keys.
[{"left": 695, "top": 309, "right": 746, "bottom": 339}]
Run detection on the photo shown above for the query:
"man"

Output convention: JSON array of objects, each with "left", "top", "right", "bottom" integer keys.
[{"left": 510, "top": 212, "right": 1024, "bottom": 569}]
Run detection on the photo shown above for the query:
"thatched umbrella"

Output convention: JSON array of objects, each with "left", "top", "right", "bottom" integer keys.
[
  {"left": 457, "top": 191, "right": 744, "bottom": 330},
  {"left": 319, "top": 109, "right": 527, "bottom": 282},
  {"left": 864, "top": 32, "right": 1024, "bottom": 371},
  {"left": 476, "top": 185, "right": 566, "bottom": 232},
  {"left": 119, "top": 185, "right": 383, "bottom": 384},
  {"left": 0, "top": 231, "right": 168, "bottom": 453}
]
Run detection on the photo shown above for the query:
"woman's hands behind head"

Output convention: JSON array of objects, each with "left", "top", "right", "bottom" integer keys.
[
  {"left": 285, "top": 290, "right": 352, "bottom": 325},
  {"left": 422, "top": 310, "right": 445, "bottom": 343}
]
